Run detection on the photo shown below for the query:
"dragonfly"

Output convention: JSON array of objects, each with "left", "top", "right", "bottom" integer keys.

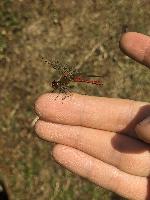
[{"left": 41, "top": 57, "right": 103, "bottom": 99}]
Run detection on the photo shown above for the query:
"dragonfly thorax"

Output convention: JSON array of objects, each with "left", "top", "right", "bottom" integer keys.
[{"left": 52, "top": 74, "right": 73, "bottom": 90}]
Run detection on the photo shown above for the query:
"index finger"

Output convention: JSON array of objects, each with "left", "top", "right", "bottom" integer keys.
[
  {"left": 120, "top": 32, "right": 150, "bottom": 68},
  {"left": 35, "top": 93, "right": 150, "bottom": 136}
]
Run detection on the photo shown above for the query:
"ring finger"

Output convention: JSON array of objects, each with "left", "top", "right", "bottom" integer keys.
[{"left": 35, "top": 120, "right": 150, "bottom": 177}]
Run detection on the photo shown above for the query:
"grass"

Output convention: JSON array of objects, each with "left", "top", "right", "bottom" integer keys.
[{"left": 0, "top": 0, "right": 150, "bottom": 199}]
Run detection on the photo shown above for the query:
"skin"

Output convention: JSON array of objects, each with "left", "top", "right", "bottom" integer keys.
[{"left": 35, "top": 32, "right": 150, "bottom": 200}]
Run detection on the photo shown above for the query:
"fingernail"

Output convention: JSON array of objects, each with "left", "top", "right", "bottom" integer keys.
[
  {"left": 138, "top": 116, "right": 150, "bottom": 126},
  {"left": 135, "top": 116, "right": 150, "bottom": 143}
]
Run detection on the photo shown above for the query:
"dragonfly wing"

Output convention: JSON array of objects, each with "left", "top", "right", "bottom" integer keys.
[
  {"left": 59, "top": 62, "right": 75, "bottom": 74},
  {"left": 46, "top": 59, "right": 66, "bottom": 73},
  {"left": 41, "top": 57, "right": 75, "bottom": 74},
  {"left": 74, "top": 72, "right": 103, "bottom": 77},
  {"left": 54, "top": 61, "right": 78, "bottom": 76}
]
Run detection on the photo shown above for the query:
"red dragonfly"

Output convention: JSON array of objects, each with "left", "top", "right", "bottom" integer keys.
[{"left": 41, "top": 57, "right": 103, "bottom": 98}]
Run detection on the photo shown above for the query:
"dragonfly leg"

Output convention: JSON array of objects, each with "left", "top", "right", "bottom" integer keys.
[
  {"left": 50, "top": 88, "right": 60, "bottom": 100},
  {"left": 55, "top": 92, "right": 60, "bottom": 100},
  {"left": 51, "top": 89, "right": 55, "bottom": 93},
  {"left": 58, "top": 86, "right": 69, "bottom": 100},
  {"left": 61, "top": 86, "right": 73, "bottom": 100},
  {"left": 52, "top": 86, "right": 71, "bottom": 101},
  {"left": 54, "top": 86, "right": 68, "bottom": 100}
]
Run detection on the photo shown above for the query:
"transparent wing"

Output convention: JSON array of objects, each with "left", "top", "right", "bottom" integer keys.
[
  {"left": 41, "top": 57, "right": 75, "bottom": 74},
  {"left": 74, "top": 72, "right": 103, "bottom": 78},
  {"left": 50, "top": 59, "right": 74, "bottom": 74}
]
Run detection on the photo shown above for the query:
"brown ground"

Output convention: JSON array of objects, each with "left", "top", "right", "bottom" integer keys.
[{"left": 0, "top": 0, "right": 150, "bottom": 199}]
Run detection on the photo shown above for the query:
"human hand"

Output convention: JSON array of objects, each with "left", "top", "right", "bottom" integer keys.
[{"left": 35, "top": 32, "right": 150, "bottom": 200}]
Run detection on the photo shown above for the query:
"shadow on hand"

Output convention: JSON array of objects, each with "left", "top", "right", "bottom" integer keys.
[
  {"left": 111, "top": 104, "right": 150, "bottom": 200},
  {"left": 111, "top": 104, "right": 150, "bottom": 153}
]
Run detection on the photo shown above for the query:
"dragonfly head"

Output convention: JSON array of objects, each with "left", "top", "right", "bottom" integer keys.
[{"left": 51, "top": 80, "right": 60, "bottom": 90}]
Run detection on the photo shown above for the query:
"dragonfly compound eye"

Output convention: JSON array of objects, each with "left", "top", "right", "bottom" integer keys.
[{"left": 52, "top": 80, "right": 60, "bottom": 89}]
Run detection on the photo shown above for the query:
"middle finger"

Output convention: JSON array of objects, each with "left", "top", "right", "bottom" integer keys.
[{"left": 35, "top": 120, "right": 150, "bottom": 177}]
